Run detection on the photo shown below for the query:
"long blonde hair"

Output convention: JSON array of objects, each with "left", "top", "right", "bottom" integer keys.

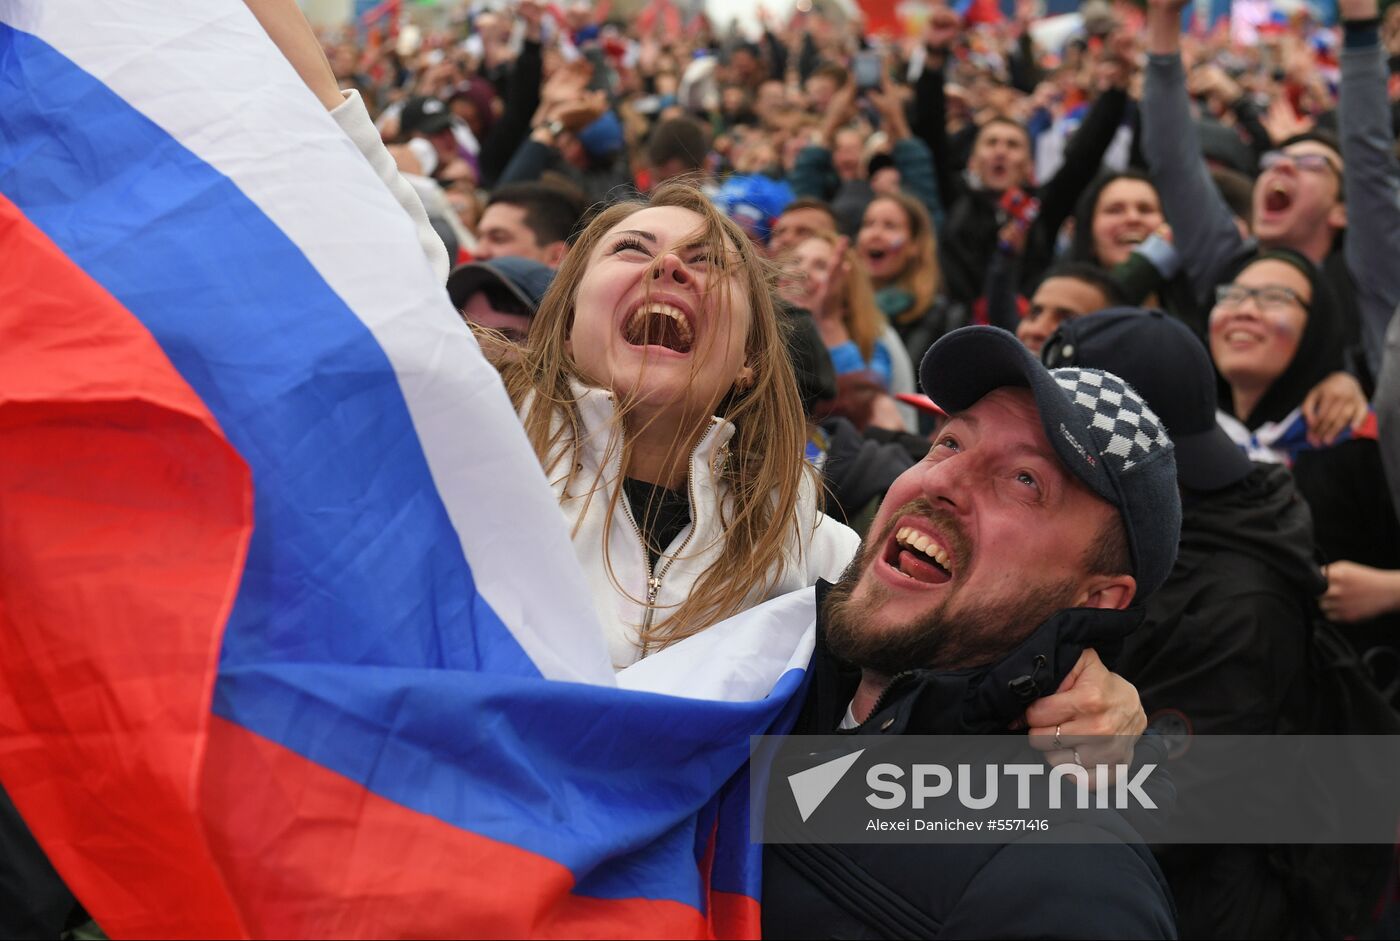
[
  {"left": 496, "top": 181, "right": 817, "bottom": 651},
  {"left": 797, "top": 231, "right": 887, "bottom": 365},
  {"left": 869, "top": 192, "right": 940, "bottom": 324}
]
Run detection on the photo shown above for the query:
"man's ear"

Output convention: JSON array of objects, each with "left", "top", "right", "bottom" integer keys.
[
  {"left": 545, "top": 240, "right": 568, "bottom": 268},
  {"left": 1075, "top": 575, "right": 1136, "bottom": 612},
  {"left": 1328, "top": 200, "right": 1347, "bottom": 232}
]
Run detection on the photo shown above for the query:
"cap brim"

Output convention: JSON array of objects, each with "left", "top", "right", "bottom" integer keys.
[
  {"left": 416, "top": 114, "right": 454, "bottom": 135},
  {"left": 1172, "top": 425, "right": 1253, "bottom": 492},
  {"left": 446, "top": 263, "right": 533, "bottom": 315},
  {"left": 919, "top": 326, "right": 1119, "bottom": 507}
]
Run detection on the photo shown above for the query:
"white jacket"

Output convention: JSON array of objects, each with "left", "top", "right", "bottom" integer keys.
[
  {"left": 330, "top": 90, "right": 861, "bottom": 666},
  {"left": 530, "top": 384, "right": 861, "bottom": 669}
]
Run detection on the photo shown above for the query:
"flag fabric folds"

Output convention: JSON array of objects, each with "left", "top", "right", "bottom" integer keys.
[{"left": 0, "top": 2, "right": 815, "bottom": 936}]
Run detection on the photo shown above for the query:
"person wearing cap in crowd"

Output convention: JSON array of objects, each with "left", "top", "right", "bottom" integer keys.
[
  {"left": 1040, "top": 308, "right": 1354, "bottom": 938},
  {"left": 398, "top": 95, "right": 477, "bottom": 187},
  {"left": 762, "top": 325, "right": 1181, "bottom": 940},
  {"left": 474, "top": 182, "right": 587, "bottom": 268},
  {"left": 449, "top": 256, "right": 554, "bottom": 344}
]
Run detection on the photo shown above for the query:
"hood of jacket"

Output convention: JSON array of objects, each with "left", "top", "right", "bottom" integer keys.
[{"left": 1176, "top": 462, "right": 1324, "bottom": 596}]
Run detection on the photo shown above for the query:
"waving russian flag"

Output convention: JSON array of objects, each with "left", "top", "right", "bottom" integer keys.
[{"left": 0, "top": 2, "right": 814, "bottom": 937}]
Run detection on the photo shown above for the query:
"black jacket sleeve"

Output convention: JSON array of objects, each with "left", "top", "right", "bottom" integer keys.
[
  {"left": 763, "top": 29, "right": 789, "bottom": 81},
  {"left": 985, "top": 247, "right": 1024, "bottom": 333},
  {"left": 1008, "top": 30, "right": 1043, "bottom": 94},
  {"left": 478, "top": 39, "right": 542, "bottom": 189},
  {"left": 1230, "top": 95, "right": 1273, "bottom": 168},
  {"left": 1036, "top": 87, "right": 1128, "bottom": 240},
  {"left": 496, "top": 138, "right": 557, "bottom": 187},
  {"left": 1020, "top": 87, "right": 1129, "bottom": 288},
  {"left": 914, "top": 48, "right": 960, "bottom": 217},
  {"left": 798, "top": 32, "right": 820, "bottom": 82}
]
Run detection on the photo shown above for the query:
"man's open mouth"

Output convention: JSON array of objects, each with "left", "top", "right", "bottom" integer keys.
[
  {"left": 1263, "top": 182, "right": 1294, "bottom": 214},
  {"left": 622, "top": 302, "right": 694, "bottom": 354},
  {"left": 883, "top": 525, "right": 954, "bottom": 584}
]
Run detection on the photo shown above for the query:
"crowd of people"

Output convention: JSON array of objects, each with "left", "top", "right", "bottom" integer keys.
[
  {"left": 9, "top": 0, "right": 1400, "bottom": 936},
  {"left": 351, "top": 0, "right": 1400, "bottom": 684},
  {"left": 359, "top": 0, "right": 1400, "bottom": 932}
]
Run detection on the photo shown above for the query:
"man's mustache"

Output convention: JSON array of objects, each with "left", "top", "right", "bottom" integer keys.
[{"left": 864, "top": 498, "right": 972, "bottom": 578}]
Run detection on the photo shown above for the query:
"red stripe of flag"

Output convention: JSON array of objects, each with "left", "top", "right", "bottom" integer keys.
[
  {"left": 0, "top": 194, "right": 253, "bottom": 938},
  {"left": 199, "top": 716, "right": 714, "bottom": 938}
]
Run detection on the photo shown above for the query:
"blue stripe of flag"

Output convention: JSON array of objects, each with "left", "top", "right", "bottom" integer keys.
[{"left": 0, "top": 23, "right": 805, "bottom": 909}]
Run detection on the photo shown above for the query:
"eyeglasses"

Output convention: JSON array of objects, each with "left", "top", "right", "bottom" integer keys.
[
  {"left": 1213, "top": 283, "right": 1310, "bottom": 314},
  {"left": 1260, "top": 150, "right": 1342, "bottom": 179}
]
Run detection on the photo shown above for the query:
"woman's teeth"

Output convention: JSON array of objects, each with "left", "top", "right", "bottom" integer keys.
[{"left": 624, "top": 303, "right": 694, "bottom": 353}]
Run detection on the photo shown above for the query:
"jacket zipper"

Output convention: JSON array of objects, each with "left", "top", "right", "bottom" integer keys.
[
  {"left": 618, "top": 496, "right": 659, "bottom": 617},
  {"left": 628, "top": 427, "right": 715, "bottom": 656},
  {"left": 859, "top": 670, "right": 919, "bottom": 728}
]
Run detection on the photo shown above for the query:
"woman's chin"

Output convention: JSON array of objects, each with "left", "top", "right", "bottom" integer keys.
[{"left": 612, "top": 375, "right": 720, "bottom": 418}]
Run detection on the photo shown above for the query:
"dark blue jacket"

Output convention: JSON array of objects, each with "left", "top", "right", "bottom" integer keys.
[{"left": 761, "top": 584, "right": 1178, "bottom": 939}]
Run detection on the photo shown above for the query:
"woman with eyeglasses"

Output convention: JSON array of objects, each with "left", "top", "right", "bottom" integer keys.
[{"left": 1210, "top": 250, "right": 1400, "bottom": 676}]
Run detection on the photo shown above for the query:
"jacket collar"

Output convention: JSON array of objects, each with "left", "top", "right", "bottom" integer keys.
[
  {"left": 806, "top": 580, "right": 1144, "bottom": 736},
  {"left": 553, "top": 380, "right": 737, "bottom": 493}
]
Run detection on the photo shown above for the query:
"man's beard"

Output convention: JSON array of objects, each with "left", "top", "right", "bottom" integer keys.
[{"left": 822, "top": 500, "right": 1080, "bottom": 679}]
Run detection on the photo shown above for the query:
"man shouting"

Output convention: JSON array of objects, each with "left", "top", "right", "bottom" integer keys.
[{"left": 763, "top": 326, "right": 1182, "bottom": 939}]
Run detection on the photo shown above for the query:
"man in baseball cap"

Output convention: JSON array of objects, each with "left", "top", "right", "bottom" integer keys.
[
  {"left": 763, "top": 325, "right": 1181, "bottom": 939},
  {"left": 448, "top": 256, "right": 553, "bottom": 344}
]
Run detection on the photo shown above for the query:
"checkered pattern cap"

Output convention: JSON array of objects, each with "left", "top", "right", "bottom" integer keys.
[
  {"left": 1052, "top": 368, "right": 1172, "bottom": 474},
  {"left": 920, "top": 327, "right": 1182, "bottom": 600}
]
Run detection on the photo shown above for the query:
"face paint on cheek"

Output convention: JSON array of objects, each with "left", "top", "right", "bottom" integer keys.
[{"left": 1271, "top": 318, "right": 1300, "bottom": 342}]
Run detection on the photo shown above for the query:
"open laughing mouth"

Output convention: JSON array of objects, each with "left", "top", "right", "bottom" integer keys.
[
  {"left": 621, "top": 299, "right": 695, "bottom": 355},
  {"left": 1221, "top": 326, "right": 1267, "bottom": 347},
  {"left": 880, "top": 522, "right": 955, "bottom": 585},
  {"left": 1263, "top": 182, "right": 1294, "bottom": 215}
]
